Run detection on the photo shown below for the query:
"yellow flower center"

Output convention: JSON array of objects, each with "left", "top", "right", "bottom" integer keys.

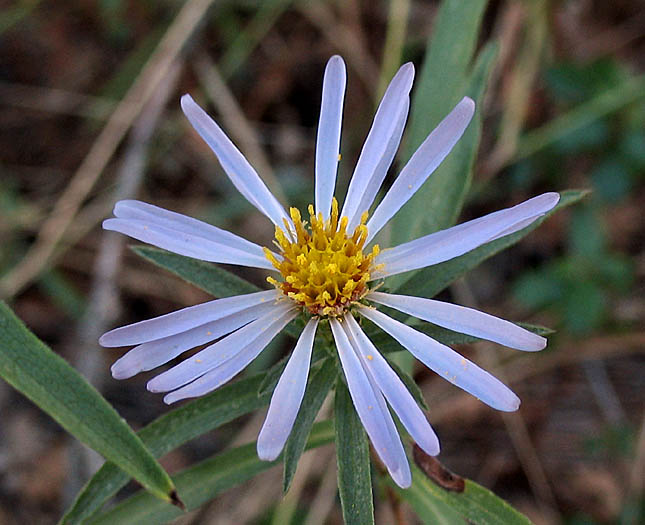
[{"left": 264, "top": 198, "right": 379, "bottom": 317}]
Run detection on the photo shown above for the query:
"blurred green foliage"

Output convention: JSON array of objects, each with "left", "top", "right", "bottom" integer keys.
[{"left": 513, "top": 57, "right": 641, "bottom": 336}]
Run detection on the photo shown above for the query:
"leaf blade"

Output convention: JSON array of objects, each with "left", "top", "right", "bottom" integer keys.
[
  {"left": 61, "top": 372, "right": 273, "bottom": 524},
  {"left": 0, "top": 303, "right": 176, "bottom": 505},
  {"left": 88, "top": 421, "right": 335, "bottom": 524},
  {"left": 335, "top": 380, "right": 374, "bottom": 525},
  {"left": 399, "top": 463, "right": 532, "bottom": 525},
  {"left": 389, "top": 0, "right": 489, "bottom": 246},
  {"left": 132, "top": 245, "right": 260, "bottom": 297}
]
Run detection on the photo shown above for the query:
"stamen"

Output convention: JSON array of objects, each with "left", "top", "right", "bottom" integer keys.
[{"left": 265, "top": 197, "right": 378, "bottom": 317}]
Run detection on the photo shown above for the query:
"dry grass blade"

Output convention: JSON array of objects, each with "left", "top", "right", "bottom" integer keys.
[{"left": 0, "top": 0, "right": 216, "bottom": 299}]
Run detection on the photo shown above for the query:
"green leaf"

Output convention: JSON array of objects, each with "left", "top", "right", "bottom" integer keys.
[
  {"left": 0, "top": 303, "right": 176, "bottom": 505},
  {"left": 88, "top": 421, "right": 334, "bottom": 524},
  {"left": 395, "top": 189, "right": 589, "bottom": 299},
  {"left": 132, "top": 245, "right": 260, "bottom": 297},
  {"left": 389, "top": 0, "right": 489, "bottom": 246},
  {"left": 399, "top": 463, "right": 532, "bottom": 525},
  {"left": 335, "top": 380, "right": 374, "bottom": 525},
  {"left": 283, "top": 358, "right": 336, "bottom": 492},
  {"left": 61, "top": 372, "right": 273, "bottom": 524}
]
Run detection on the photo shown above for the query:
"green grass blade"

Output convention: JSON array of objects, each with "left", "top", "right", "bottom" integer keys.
[
  {"left": 0, "top": 303, "right": 176, "bottom": 505},
  {"left": 88, "top": 421, "right": 335, "bottom": 524},
  {"left": 61, "top": 372, "right": 273, "bottom": 524},
  {"left": 335, "top": 381, "right": 374, "bottom": 525},
  {"left": 396, "top": 189, "right": 589, "bottom": 299},
  {"left": 403, "top": 0, "right": 487, "bottom": 158},
  {"left": 283, "top": 358, "right": 336, "bottom": 493},
  {"left": 389, "top": 0, "right": 488, "bottom": 246},
  {"left": 400, "top": 463, "right": 531, "bottom": 525}
]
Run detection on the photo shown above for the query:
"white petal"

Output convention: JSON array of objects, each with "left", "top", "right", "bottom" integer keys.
[
  {"left": 315, "top": 56, "right": 346, "bottom": 219},
  {"left": 114, "top": 200, "right": 266, "bottom": 256},
  {"left": 373, "top": 192, "right": 560, "bottom": 278},
  {"left": 330, "top": 317, "right": 411, "bottom": 488},
  {"left": 257, "top": 318, "right": 318, "bottom": 461},
  {"left": 99, "top": 290, "right": 279, "bottom": 347},
  {"left": 366, "top": 97, "right": 476, "bottom": 242},
  {"left": 147, "top": 303, "right": 296, "bottom": 393},
  {"left": 368, "top": 292, "right": 546, "bottom": 352},
  {"left": 181, "top": 95, "right": 290, "bottom": 228},
  {"left": 103, "top": 218, "right": 274, "bottom": 270},
  {"left": 163, "top": 308, "right": 299, "bottom": 404},
  {"left": 358, "top": 306, "right": 520, "bottom": 412},
  {"left": 342, "top": 315, "right": 440, "bottom": 456},
  {"left": 341, "top": 63, "right": 413, "bottom": 229},
  {"left": 111, "top": 300, "right": 276, "bottom": 379}
]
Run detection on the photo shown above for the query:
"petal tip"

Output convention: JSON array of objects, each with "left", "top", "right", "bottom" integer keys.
[
  {"left": 256, "top": 445, "right": 280, "bottom": 462},
  {"left": 163, "top": 392, "right": 179, "bottom": 404},
  {"left": 110, "top": 362, "right": 134, "bottom": 380},
  {"left": 98, "top": 332, "right": 118, "bottom": 347},
  {"left": 180, "top": 93, "right": 194, "bottom": 107},
  {"left": 460, "top": 96, "right": 476, "bottom": 116}
]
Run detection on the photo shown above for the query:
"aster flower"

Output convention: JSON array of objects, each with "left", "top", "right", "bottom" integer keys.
[{"left": 101, "top": 55, "right": 559, "bottom": 488}]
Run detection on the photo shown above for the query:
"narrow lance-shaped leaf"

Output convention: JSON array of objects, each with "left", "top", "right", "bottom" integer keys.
[
  {"left": 335, "top": 380, "right": 375, "bottom": 525},
  {"left": 88, "top": 421, "right": 335, "bottom": 525},
  {"left": 61, "top": 372, "right": 274, "bottom": 525},
  {"left": 397, "top": 462, "right": 532, "bottom": 525},
  {"left": 132, "top": 245, "right": 260, "bottom": 297},
  {"left": 0, "top": 303, "right": 177, "bottom": 505},
  {"left": 389, "top": 0, "right": 488, "bottom": 246}
]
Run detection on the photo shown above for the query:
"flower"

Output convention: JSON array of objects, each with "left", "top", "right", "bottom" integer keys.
[{"left": 100, "top": 55, "right": 559, "bottom": 488}]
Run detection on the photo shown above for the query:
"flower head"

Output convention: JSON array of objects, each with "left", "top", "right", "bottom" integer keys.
[{"left": 101, "top": 55, "right": 559, "bottom": 488}]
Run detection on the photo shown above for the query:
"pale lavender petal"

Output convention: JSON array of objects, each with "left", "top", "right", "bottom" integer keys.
[
  {"left": 315, "top": 55, "right": 346, "bottom": 219},
  {"left": 103, "top": 218, "right": 274, "bottom": 270},
  {"left": 373, "top": 192, "right": 560, "bottom": 278},
  {"left": 330, "top": 317, "right": 411, "bottom": 488},
  {"left": 358, "top": 306, "right": 520, "bottom": 411},
  {"left": 343, "top": 315, "right": 440, "bottom": 456},
  {"left": 114, "top": 200, "right": 266, "bottom": 256},
  {"left": 147, "top": 303, "right": 296, "bottom": 393},
  {"left": 490, "top": 216, "right": 538, "bottom": 241},
  {"left": 341, "top": 63, "right": 414, "bottom": 229},
  {"left": 257, "top": 318, "right": 318, "bottom": 461},
  {"left": 163, "top": 308, "right": 299, "bottom": 404},
  {"left": 368, "top": 292, "right": 546, "bottom": 352},
  {"left": 366, "top": 97, "right": 476, "bottom": 242},
  {"left": 181, "top": 95, "right": 289, "bottom": 228},
  {"left": 111, "top": 301, "right": 276, "bottom": 379},
  {"left": 100, "top": 290, "right": 279, "bottom": 347}
]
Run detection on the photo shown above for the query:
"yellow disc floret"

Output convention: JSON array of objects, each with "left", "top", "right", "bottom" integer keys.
[{"left": 264, "top": 198, "right": 379, "bottom": 317}]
